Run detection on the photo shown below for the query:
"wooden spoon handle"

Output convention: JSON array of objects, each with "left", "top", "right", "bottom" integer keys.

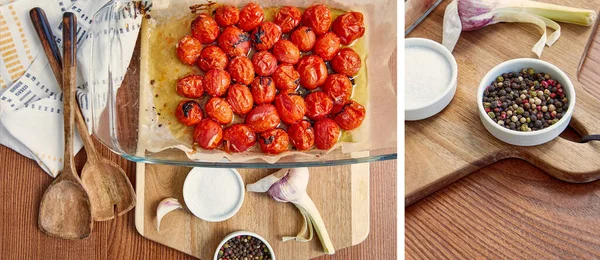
[
  {"left": 62, "top": 13, "right": 77, "bottom": 172},
  {"left": 30, "top": 8, "right": 99, "bottom": 162}
]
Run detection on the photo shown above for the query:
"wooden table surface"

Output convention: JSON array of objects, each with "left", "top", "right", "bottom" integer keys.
[{"left": 406, "top": 8, "right": 600, "bottom": 259}]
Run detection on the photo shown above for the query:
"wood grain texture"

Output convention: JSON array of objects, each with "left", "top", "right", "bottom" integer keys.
[
  {"left": 136, "top": 164, "right": 357, "bottom": 259},
  {"left": 0, "top": 143, "right": 395, "bottom": 259},
  {"left": 406, "top": 0, "right": 600, "bottom": 206},
  {"left": 406, "top": 2, "right": 600, "bottom": 259}
]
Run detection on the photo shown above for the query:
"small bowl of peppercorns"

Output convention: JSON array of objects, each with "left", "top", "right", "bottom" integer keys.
[
  {"left": 214, "top": 231, "right": 275, "bottom": 260},
  {"left": 477, "top": 58, "right": 576, "bottom": 146}
]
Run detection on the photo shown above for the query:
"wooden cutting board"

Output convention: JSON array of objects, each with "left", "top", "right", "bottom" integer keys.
[
  {"left": 134, "top": 162, "right": 370, "bottom": 259},
  {"left": 406, "top": 0, "right": 600, "bottom": 206}
]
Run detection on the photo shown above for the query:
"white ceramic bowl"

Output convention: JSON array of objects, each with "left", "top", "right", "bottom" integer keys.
[
  {"left": 182, "top": 168, "right": 244, "bottom": 222},
  {"left": 214, "top": 231, "right": 276, "bottom": 260},
  {"left": 477, "top": 58, "right": 576, "bottom": 146},
  {"left": 405, "top": 38, "right": 458, "bottom": 121}
]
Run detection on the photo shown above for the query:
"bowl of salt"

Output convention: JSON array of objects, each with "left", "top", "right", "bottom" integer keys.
[
  {"left": 405, "top": 38, "right": 458, "bottom": 121},
  {"left": 183, "top": 167, "right": 245, "bottom": 222}
]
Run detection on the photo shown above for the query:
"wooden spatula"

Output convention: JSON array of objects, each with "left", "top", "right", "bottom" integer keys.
[
  {"left": 38, "top": 12, "right": 93, "bottom": 239},
  {"left": 30, "top": 7, "right": 136, "bottom": 221}
]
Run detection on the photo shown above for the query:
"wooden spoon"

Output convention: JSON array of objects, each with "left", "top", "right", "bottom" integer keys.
[
  {"left": 38, "top": 13, "right": 92, "bottom": 239},
  {"left": 30, "top": 8, "right": 136, "bottom": 221}
]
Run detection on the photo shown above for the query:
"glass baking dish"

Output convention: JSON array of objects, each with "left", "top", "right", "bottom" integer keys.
[{"left": 89, "top": 0, "right": 397, "bottom": 168}]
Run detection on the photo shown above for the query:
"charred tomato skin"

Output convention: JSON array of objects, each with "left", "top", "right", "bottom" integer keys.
[
  {"left": 258, "top": 128, "right": 290, "bottom": 154},
  {"left": 272, "top": 64, "right": 300, "bottom": 90},
  {"left": 176, "top": 75, "right": 204, "bottom": 98},
  {"left": 290, "top": 26, "right": 316, "bottom": 52},
  {"left": 245, "top": 104, "right": 281, "bottom": 133},
  {"left": 215, "top": 5, "right": 240, "bottom": 27},
  {"left": 204, "top": 97, "right": 234, "bottom": 125},
  {"left": 193, "top": 118, "right": 223, "bottom": 149},
  {"left": 296, "top": 55, "right": 328, "bottom": 90},
  {"left": 227, "top": 56, "right": 255, "bottom": 85},
  {"left": 238, "top": 3, "right": 265, "bottom": 32},
  {"left": 323, "top": 74, "right": 353, "bottom": 105},
  {"left": 252, "top": 51, "right": 278, "bottom": 76},
  {"left": 222, "top": 124, "right": 257, "bottom": 153},
  {"left": 226, "top": 83, "right": 254, "bottom": 115},
  {"left": 251, "top": 22, "right": 282, "bottom": 51},
  {"left": 313, "top": 32, "right": 341, "bottom": 61},
  {"left": 197, "top": 45, "right": 229, "bottom": 72},
  {"left": 176, "top": 35, "right": 203, "bottom": 65},
  {"left": 313, "top": 118, "right": 341, "bottom": 150},
  {"left": 305, "top": 91, "right": 333, "bottom": 120},
  {"left": 272, "top": 40, "right": 300, "bottom": 65},
  {"left": 287, "top": 120, "right": 315, "bottom": 151},
  {"left": 250, "top": 76, "right": 276, "bottom": 105},
  {"left": 274, "top": 90, "right": 306, "bottom": 125},
  {"left": 191, "top": 13, "right": 220, "bottom": 44},
  {"left": 218, "top": 26, "right": 251, "bottom": 57},
  {"left": 333, "top": 100, "right": 366, "bottom": 130},
  {"left": 274, "top": 6, "right": 302, "bottom": 33},
  {"left": 332, "top": 12, "right": 365, "bottom": 45},
  {"left": 204, "top": 69, "right": 231, "bottom": 97},
  {"left": 175, "top": 100, "right": 203, "bottom": 126},
  {"left": 302, "top": 4, "right": 332, "bottom": 35},
  {"left": 330, "top": 48, "right": 362, "bottom": 76}
]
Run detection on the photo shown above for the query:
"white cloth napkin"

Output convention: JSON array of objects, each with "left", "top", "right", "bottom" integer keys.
[{"left": 0, "top": 0, "right": 147, "bottom": 177}]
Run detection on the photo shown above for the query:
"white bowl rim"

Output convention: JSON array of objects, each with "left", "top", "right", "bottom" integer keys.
[
  {"left": 405, "top": 37, "right": 459, "bottom": 111},
  {"left": 182, "top": 167, "right": 245, "bottom": 222},
  {"left": 477, "top": 58, "right": 576, "bottom": 136},
  {"left": 213, "top": 230, "right": 276, "bottom": 260}
]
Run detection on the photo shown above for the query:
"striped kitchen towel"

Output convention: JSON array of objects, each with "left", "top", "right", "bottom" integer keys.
[{"left": 0, "top": 0, "right": 148, "bottom": 177}]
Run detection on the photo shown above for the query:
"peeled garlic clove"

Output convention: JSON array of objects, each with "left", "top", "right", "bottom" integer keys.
[{"left": 156, "top": 197, "right": 182, "bottom": 231}]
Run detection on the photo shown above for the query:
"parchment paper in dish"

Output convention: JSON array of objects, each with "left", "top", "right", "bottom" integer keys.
[{"left": 138, "top": 0, "right": 396, "bottom": 163}]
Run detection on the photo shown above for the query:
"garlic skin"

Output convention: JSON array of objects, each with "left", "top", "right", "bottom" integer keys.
[
  {"left": 246, "top": 168, "right": 335, "bottom": 255},
  {"left": 156, "top": 197, "right": 182, "bottom": 231}
]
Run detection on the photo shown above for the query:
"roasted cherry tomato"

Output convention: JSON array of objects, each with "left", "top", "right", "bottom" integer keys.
[
  {"left": 275, "top": 90, "right": 306, "bottom": 125},
  {"left": 197, "top": 45, "right": 229, "bottom": 71},
  {"left": 258, "top": 128, "right": 289, "bottom": 154},
  {"left": 250, "top": 76, "right": 276, "bottom": 105},
  {"left": 287, "top": 120, "right": 315, "bottom": 151},
  {"left": 252, "top": 51, "right": 278, "bottom": 76},
  {"left": 305, "top": 91, "right": 333, "bottom": 120},
  {"left": 333, "top": 100, "right": 365, "bottom": 130},
  {"left": 313, "top": 32, "right": 340, "bottom": 61},
  {"left": 215, "top": 5, "right": 239, "bottom": 27},
  {"left": 296, "top": 55, "right": 327, "bottom": 90},
  {"left": 290, "top": 26, "right": 316, "bottom": 52},
  {"left": 226, "top": 83, "right": 254, "bottom": 115},
  {"left": 323, "top": 74, "right": 353, "bottom": 106},
  {"left": 175, "top": 100, "right": 203, "bottom": 126},
  {"left": 272, "top": 64, "right": 300, "bottom": 90},
  {"left": 274, "top": 6, "right": 302, "bottom": 33},
  {"left": 222, "top": 124, "right": 257, "bottom": 153},
  {"left": 193, "top": 118, "right": 223, "bottom": 149},
  {"left": 176, "top": 35, "right": 202, "bottom": 65},
  {"left": 251, "top": 22, "right": 282, "bottom": 51},
  {"left": 204, "top": 69, "right": 231, "bottom": 97},
  {"left": 176, "top": 75, "right": 204, "bottom": 98},
  {"left": 331, "top": 48, "right": 361, "bottom": 76},
  {"left": 313, "top": 118, "right": 340, "bottom": 150},
  {"left": 238, "top": 3, "right": 264, "bottom": 32},
  {"left": 332, "top": 12, "right": 365, "bottom": 45},
  {"left": 302, "top": 4, "right": 332, "bottom": 35},
  {"left": 204, "top": 97, "right": 233, "bottom": 125},
  {"left": 191, "top": 13, "right": 220, "bottom": 44},
  {"left": 228, "top": 56, "right": 255, "bottom": 85},
  {"left": 245, "top": 104, "right": 280, "bottom": 133},
  {"left": 272, "top": 40, "right": 300, "bottom": 64},
  {"left": 218, "top": 26, "right": 251, "bottom": 57}
]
